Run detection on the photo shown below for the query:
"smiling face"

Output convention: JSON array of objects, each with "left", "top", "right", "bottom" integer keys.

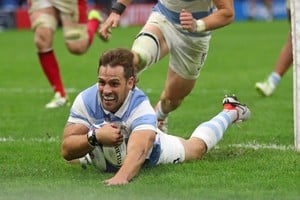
[{"left": 98, "top": 65, "right": 135, "bottom": 113}]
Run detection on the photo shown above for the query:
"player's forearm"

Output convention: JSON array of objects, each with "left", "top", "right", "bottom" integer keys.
[
  {"left": 61, "top": 133, "right": 93, "bottom": 161},
  {"left": 202, "top": 9, "right": 234, "bottom": 31},
  {"left": 111, "top": 0, "right": 133, "bottom": 15},
  {"left": 113, "top": 147, "right": 148, "bottom": 182},
  {"left": 203, "top": 0, "right": 234, "bottom": 31}
]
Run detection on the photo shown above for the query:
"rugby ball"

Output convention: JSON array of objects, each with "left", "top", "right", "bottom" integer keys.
[
  {"left": 90, "top": 140, "right": 127, "bottom": 172},
  {"left": 102, "top": 140, "right": 127, "bottom": 167}
]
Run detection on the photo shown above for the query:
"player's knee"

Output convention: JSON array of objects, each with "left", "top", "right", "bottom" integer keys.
[
  {"left": 34, "top": 27, "right": 53, "bottom": 51},
  {"left": 184, "top": 138, "right": 207, "bottom": 160},
  {"left": 66, "top": 42, "right": 88, "bottom": 55},
  {"left": 63, "top": 26, "right": 88, "bottom": 52},
  {"left": 131, "top": 32, "right": 160, "bottom": 72}
]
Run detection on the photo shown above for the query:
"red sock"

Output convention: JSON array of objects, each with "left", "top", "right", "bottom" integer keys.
[
  {"left": 38, "top": 50, "right": 66, "bottom": 97},
  {"left": 87, "top": 19, "right": 100, "bottom": 45}
]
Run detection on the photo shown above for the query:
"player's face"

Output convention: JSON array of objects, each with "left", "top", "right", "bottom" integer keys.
[{"left": 98, "top": 65, "right": 134, "bottom": 113}]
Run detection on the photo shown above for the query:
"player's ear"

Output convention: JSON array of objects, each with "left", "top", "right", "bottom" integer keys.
[{"left": 128, "top": 76, "right": 136, "bottom": 90}]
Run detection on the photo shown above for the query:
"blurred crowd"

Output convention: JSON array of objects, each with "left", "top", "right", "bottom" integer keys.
[
  {"left": 0, "top": 0, "right": 157, "bottom": 10},
  {"left": 0, "top": 0, "right": 287, "bottom": 30}
]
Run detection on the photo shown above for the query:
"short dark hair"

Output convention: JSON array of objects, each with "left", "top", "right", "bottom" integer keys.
[{"left": 98, "top": 48, "right": 135, "bottom": 80}]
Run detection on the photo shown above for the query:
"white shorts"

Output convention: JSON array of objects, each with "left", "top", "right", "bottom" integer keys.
[
  {"left": 28, "top": 0, "right": 86, "bottom": 23},
  {"left": 146, "top": 11, "right": 211, "bottom": 80},
  {"left": 156, "top": 129, "right": 185, "bottom": 164}
]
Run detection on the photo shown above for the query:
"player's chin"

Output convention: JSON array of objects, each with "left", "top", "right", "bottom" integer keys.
[{"left": 102, "top": 102, "right": 118, "bottom": 112}]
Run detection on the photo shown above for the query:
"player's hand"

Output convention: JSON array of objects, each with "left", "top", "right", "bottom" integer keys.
[
  {"left": 180, "top": 9, "right": 197, "bottom": 32},
  {"left": 104, "top": 175, "right": 129, "bottom": 186},
  {"left": 99, "top": 12, "right": 122, "bottom": 41},
  {"left": 95, "top": 123, "right": 123, "bottom": 146}
]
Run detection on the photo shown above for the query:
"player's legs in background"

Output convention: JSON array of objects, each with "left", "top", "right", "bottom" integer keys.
[
  {"left": 255, "top": 8, "right": 293, "bottom": 96},
  {"left": 29, "top": 5, "right": 68, "bottom": 108},
  {"left": 62, "top": 0, "right": 101, "bottom": 55}
]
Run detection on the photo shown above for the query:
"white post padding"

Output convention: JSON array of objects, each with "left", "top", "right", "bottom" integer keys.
[{"left": 290, "top": 0, "right": 300, "bottom": 151}]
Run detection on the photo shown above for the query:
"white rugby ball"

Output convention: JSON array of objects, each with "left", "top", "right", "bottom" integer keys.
[
  {"left": 90, "top": 146, "right": 107, "bottom": 171},
  {"left": 90, "top": 140, "right": 127, "bottom": 172},
  {"left": 102, "top": 140, "right": 127, "bottom": 167}
]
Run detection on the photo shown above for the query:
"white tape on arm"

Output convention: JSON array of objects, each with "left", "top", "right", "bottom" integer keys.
[{"left": 196, "top": 19, "right": 206, "bottom": 33}]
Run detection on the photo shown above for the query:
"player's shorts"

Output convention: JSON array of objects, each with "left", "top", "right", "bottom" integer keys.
[
  {"left": 28, "top": 0, "right": 88, "bottom": 41},
  {"left": 156, "top": 129, "right": 185, "bottom": 164},
  {"left": 146, "top": 11, "right": 211, "bottom": 80},
  {"left": 28, "top": 0, "right": 87, "bottom": 23}
]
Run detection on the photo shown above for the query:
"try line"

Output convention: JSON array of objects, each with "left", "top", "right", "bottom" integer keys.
[{"left": 0, "top": 137, "right": 294, "bottom": 151}]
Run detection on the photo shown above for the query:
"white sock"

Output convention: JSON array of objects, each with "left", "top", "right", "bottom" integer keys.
[
  {"left": 268, "top": 72, "right": 281, "bottom": 86},
  {"left": 191, "top": 110, "right": 236, "bottom": 151},
  {"left": 156, "top": 101, "right": 168, "bottom": 119}
]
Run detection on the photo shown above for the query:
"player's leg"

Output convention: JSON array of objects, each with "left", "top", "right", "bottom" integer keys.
[
  {"left": 182, "top": 95, "right": 251, "bottom": 160},
  {"left": 155, "top": 69, "right": 196, "bottom": 132},
  {"left": 157, "top": 95, "right": 250, "bottom": 163},
  {"left": 60, "top": 1, "right": 101, "bottom": 54},
  {"left": 131, "top": 12, "right": 169, "bottom": 73},
  {"left": 154, "top": 31, "right": 210, "bottom": 132},
  {"left": 28, "top": 2, "right": 68, "bottom": 108},
  {"left": 255, "top": 9, "right": 292, "bottom": 96}
]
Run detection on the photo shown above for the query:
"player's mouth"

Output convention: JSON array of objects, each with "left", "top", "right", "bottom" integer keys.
[{"left": 103, "top": 95, "right": 116, "bottom": 102}]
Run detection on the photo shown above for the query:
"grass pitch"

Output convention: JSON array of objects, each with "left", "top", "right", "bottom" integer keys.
[{"left": 0, "top": 20, "right": 299, "bottom": 200}]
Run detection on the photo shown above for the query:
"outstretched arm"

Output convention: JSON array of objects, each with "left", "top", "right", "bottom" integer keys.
[{"left": 104, "top": 129, "right": 156, "bottom": 186}]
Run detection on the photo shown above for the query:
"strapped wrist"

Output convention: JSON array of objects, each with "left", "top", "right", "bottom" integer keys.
[
  {"left": 111, "top": 2, "right": 126, "bottom": 15},
  {"left": 195, "top": 19, "right": 206, "bottom": 33},
  {"left": 87, "top": 129, "right": 98, "bottom": 147}
]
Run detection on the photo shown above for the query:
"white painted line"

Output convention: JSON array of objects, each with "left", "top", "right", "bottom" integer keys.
[
  {"left": 229, "top": 143, "right": 294, "bottom": 151},
  {"left": 0, "top": 137, "right": 59, "bottom": 143},
  {"left": 0, "top": 88, "right": 80, "bottom": 94},
  {"left": 0, "top": 137, "right": 294, "bottom": 150}
]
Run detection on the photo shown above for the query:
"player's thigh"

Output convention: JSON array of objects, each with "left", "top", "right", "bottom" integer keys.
[
  {"left": 57, "top": 0, "right": 88, "bottom": 50},
  {"left": 157, "top": 131, "right": 185, "bottom": 164},
  {"left": 164, "top": 68, "right": 196, "bottom": 100},
  {"left": 29, "top": 7, "right": 58, "bottom": 25},
  {"left": 180, "top": 137, "right": 207, "bottom": 161},
  {"left": 140, "top": 24, "right": 169, "bottom": 59}
]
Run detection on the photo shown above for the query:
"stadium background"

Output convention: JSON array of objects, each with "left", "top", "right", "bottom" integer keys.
[{"left": 0, "top": 0, "right": 288, "bottom": 31}]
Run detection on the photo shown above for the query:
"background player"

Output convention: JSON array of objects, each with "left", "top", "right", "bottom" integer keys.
[
  {"left": 99, "top": 0, "right": 235, "bottom": 131},
  {"left": 28, "top": 0, "right": 102, "bottom": 108}
]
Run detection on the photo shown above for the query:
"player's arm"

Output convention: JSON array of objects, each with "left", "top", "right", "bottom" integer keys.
[
  {"left": 207, "top": 0, "right": 235, "bottom": 29},
  {"left": 99, "top": 0, "right": 133, "bottom": 41},
  {"left": 180, "top": 0, "right": 234, "bottom": 33},
  {"left": 104, "top": 129, "right": 156, "bottom": 186},
  {"left": 62, "top": 123, "right": 123, "bottom": 161},
  {"left": 61, "top": 123, "right": 93, "bottom": 161}
]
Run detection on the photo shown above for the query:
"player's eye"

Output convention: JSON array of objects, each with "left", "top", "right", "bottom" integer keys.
[
  {"left": 110, "top": 81, "right": 120, "bottom": 88},
  {"left": 98, "top": 79, "right": 105, "bottom": 86}
]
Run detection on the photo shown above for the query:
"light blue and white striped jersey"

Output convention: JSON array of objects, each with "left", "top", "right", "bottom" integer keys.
[{"left": 67, "top": 83, "right": 157, "bottom": 136}]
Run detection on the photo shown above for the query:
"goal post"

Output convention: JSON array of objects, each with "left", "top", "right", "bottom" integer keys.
[{"left": 290, "top": 0, "right": 300, "bottom": 151}]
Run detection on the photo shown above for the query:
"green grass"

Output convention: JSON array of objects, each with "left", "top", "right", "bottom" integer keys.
[{"left": 1, "top": 20, "right": 299, "bottom": 200}]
